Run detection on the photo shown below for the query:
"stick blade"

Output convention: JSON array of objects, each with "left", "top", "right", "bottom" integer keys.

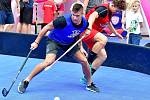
[{"left": 2, "top": 88, "right": 8, "bottom": 97}]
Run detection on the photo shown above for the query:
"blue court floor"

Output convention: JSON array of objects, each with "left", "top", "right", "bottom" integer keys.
[{"left": 0, "top": 54, "right": 150, "bottom": 100}]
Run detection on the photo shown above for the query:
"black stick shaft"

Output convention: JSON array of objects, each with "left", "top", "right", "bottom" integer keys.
[{"left": 2, "top": 49, "right": 32, "bottom": 96}]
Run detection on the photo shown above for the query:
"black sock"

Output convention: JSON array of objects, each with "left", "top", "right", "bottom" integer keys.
[
  {"left": 91, "top": 68, "right": 96, "bottom": 75},
  {"left": 87, "top": 50, "right": 97, "bottom": 64}
]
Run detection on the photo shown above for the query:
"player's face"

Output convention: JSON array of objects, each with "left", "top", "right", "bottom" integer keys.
[
  {"left": 71, "top": 10, "right": 83, "bottom": 25},
  {"left": 109, "top": 3, "right": 118, "bottom": 13}
]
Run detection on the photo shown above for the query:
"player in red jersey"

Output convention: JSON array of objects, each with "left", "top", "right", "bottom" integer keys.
[{"left": 81, "top": 0, "right": 127, "bottom": 84}]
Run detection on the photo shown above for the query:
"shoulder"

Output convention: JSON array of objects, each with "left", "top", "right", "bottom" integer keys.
[
  {"left": 95, "top": 6, "right": 108, "bottom": 17},
  {"left": 53, "top": 16, "right": 67, "bottom": 28},
  {"left": 96, "top": 6, "right": 107, "bottom": 12}
]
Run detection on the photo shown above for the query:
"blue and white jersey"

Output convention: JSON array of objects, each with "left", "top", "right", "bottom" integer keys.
[{"left": 48, "top": 14, "right": 88, "bottom": 45}]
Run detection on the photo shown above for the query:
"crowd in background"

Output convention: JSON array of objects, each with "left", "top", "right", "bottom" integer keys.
[{"left": 0, "top": 0, "right": 143, "bottom": 45}]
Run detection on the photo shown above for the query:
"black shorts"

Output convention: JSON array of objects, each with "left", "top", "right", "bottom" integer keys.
[
  {"left": 19, "top": 3, "right": 33, "bottom": 24},
  {"left": 46, "top": 39, "right": 80, "bottom": 56}
]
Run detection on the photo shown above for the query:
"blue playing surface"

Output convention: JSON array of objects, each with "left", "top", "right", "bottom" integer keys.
[{"left": 0, "top": 54, "right": 150, "bottom": 100}]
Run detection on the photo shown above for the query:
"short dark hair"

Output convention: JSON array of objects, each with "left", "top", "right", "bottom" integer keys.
[
  {"left": 71, "top": 3, "right": 83, "bottom": 13},
  {"left": 113, "top": 0, "right": 127, "bottom": 10}
]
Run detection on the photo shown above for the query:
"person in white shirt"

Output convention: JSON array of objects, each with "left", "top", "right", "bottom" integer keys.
[{"left": 126, "top": 0, "right": 143, "bottom": 45}]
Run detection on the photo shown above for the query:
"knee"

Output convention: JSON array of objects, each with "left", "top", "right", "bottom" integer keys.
[
  {"left": 98, "top": 51, "right": 107, "bottom": 61},
  {"left": 101, "top": 36, "right": 108, "bottom": 45},
  {"left": 103, "top": 53, "right": 107, "bottom": 60},
  {"left": 79, "top": 58, "right": 88, "bottom": 65},
  {"left": 97, "top": 35, "right": 108, "bottom": 46}
]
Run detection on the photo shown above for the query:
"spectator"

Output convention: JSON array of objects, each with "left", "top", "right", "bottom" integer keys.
[
  {"left": 9, "top": 0, "right": 19, "bottom": 32},
  {"left": 42, "top": 0, "right": 57, "bottom": 28},
  {"left": 16, "top": 0, "right": 34, "bottom": 34},
  {"left": 0, "top": 0, "right": 19, "bottom": 32},
  {"left": 54, "top": 0, "right": 65, "bottom": 17},
  {"left": 103, "top": 10, "right": 127, "bottom": 37},
  {"left": 126, "top": 0, "right": 143, "bottom": 45},
  {"left": 42, "top": 0, "right": 64, "bottom": 29}
]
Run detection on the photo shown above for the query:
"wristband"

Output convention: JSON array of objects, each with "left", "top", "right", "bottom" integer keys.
[{"left": 34, "top": 41, "right": 39, "bottom": 45}]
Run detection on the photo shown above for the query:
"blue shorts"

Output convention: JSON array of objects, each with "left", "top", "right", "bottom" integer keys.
[{"left": 0, "top": 10, "right": 14, "bottom": 24}]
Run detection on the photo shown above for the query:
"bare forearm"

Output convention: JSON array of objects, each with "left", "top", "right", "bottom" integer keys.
[
  {"left": 88, "top": 11, "right": 98, "bottom": 29},
  {"left": 35, "top": 23, "right": 54, "bottom": 43},
  {"left": 108, "top": 22, "right": 117, "bottom": 34},
  {"left": 108, "top": 22, "right": 123, "bottom": 39},
  {"left": 34, "top": 32, "right": 46, "bottom": 44},
  {"left": 83, "top": 0, "right": 89, "bottom": 10}
]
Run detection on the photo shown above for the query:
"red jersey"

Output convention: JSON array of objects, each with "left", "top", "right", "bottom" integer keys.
[
  {"left": 56, "top": 3, "right": 64, "bottom": 12},
  {"left": 43, "top": 0, "right": 56, "bottom": 23},
  {"left": 83, "top": 4, "right": 112, "bottom": 50},
  {"left": 86, "top": 4, "right": 111, "bottom": 32},
  {"left": 55, "top": 3, "right": 65, "bottom": 17}
]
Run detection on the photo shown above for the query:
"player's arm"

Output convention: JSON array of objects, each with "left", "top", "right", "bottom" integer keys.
[
  {"left": 83, "top": 0, "right": 89, "bottom": 11},
  {"left": 34, "top": 22, "right": 54, "bottom": 44},
  {"left": 88, "top": 11, "right": 98, "bottom": 29},
  {"left": 35, "top": 16, "right": 66, "bottom": 44},
  {"left": 88, "top": 6, "right": 108, "bottom": 29},
  {"left": 108, "top": 22, "right": 123, "bottom": 39}
]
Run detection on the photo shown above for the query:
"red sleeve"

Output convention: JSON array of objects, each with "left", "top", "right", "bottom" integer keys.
[{"left": 58, "top": 3, "right": 65, "bottom": 11}]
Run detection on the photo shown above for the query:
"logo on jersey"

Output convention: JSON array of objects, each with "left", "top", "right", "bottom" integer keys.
[
  {"left": 68, "top": 30, "right": 81, "bottom": 38},
  {"left": 99, "top": 22, "right": 108, "bottom": 28},
  {"left": 111, "top": 16, "right": 119, "bottom": 25}
]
